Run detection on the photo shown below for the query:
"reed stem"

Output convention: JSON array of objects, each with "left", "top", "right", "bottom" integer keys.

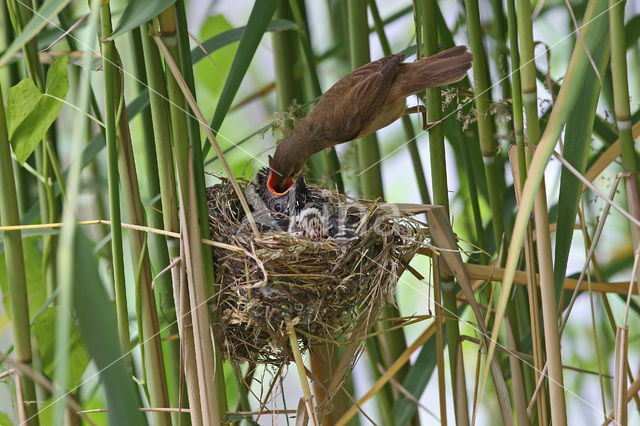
[
  {"left": 99, "top": 0, "right": 130, "bottom": 361},
  {"left": 0, "top": 78, "right": 39, "bottom": 426},
  {"left": 347, "top": 0, "right": 383, "bottom": 199},
  {"left": 464, "top": 0, "right": 505, "bottom": 249},
  {"left": 369, "top": 0, "right": 430, "bottom": 204}
]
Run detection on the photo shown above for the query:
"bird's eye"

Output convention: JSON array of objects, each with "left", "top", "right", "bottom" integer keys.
[{"left": 273, "top": 202, "right": 282, "bottom": 212}]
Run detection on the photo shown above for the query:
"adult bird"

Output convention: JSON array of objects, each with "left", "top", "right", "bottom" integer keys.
[
  {"left": 265, "top": 45, "right": 473, "bottom": 195},
  {"left": 253, "top": 46, "right": 473, "bottom": 236}
]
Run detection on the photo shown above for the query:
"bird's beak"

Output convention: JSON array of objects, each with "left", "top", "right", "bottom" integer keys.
[
  {"left": 266, "top": 169, "right": 294, "bottom": 195},
  {"left": 266, "top": 156, "right": 295, "bottom": 195}
]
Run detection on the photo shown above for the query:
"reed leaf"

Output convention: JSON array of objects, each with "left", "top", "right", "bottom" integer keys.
[
  {"left": 71, "top": 231, "right": 147, "bottom": 425},
  {"left": 110, "top": 0, "right": 176, "bottom": 39},
  {"left": 0, "top": 0, "right": 71, "bottom": 67},
  {"left": 205, "top": 0, "right": 278, "bottom": 158},
  {"left": 554, "top": 34, "right": 610, "bottom": 299}
]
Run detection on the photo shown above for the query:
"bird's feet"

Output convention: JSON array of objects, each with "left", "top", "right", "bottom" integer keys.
[{"left": 405, "top": 105, "right": 442, "bottom": 131}]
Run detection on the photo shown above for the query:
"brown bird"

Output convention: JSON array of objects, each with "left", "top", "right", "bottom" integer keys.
[{"left": 264, "top": 45, "right": 474, "bottom": 195}]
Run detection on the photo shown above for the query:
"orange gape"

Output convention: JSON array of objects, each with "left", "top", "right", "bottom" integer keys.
[
  {"left": 265, "top": 45, "right": 473, "bottom": 194},
  {"left": 266, "top": 157, "right": 294, "bottom": 196}
]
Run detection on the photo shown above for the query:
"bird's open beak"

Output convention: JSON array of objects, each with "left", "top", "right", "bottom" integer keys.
[
  {"left": 266, "top": 168, "right": 294, "bottom": 195},
  {"left": 266, "top": 155, "right": 295, "bottom": 195}
]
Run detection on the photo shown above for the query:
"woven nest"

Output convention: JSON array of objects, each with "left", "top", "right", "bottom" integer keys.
[{"left": 206, "top": 178, "right": 429, "bottom": 364}]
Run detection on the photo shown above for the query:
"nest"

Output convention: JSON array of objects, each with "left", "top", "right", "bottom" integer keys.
[{"left": 206, "top": 178, "right": 429, "bottom": 364}]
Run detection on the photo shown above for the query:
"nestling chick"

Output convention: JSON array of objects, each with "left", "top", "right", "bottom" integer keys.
[{"left": 248, "top": 161, "right": 319, "bottom": 232}]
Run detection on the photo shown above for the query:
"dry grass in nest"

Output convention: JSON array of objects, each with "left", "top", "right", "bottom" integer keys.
[{"left": 206, "top": 178, "right": 429, "bottom": 365}]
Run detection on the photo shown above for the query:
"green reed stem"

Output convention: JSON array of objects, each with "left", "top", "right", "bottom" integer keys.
[
  {"left": 129, "top": 20, "right": 184, "bottom": 423},
  {"left": 0, "top": 81, "right": 39, "bottom": 426},
  {"left": 464, "top": 0, "right": 505, "bottom": 249},
  {"left": 348, "top": 0, "right": 383, "bottom": 199},
  {"left": 174, "top": 1, "right": 229, "bottom": 414},
  {"left": 99, "top": 0, "right": 130, "bottom": 360},
  {"left": 489, "top": 0, "right": 512, "bottom": 105},
  {"left": 609, "top": 0, "right": 640, "bottom": 198},
  {"left": 505, "top": 0, "right": 537, "bottom": 423},
  {"left": 505, "top": 0, "right": 526, "bottom": 182},
  {"left": 421, "top": 0, "right": 448, "bottom": 211},
  {"left": 441, "top": 279, "right": 469, "bottom": 425},
  {"left": 140, "top": 26, "right": 179, "bottom": 242},
  {"left": 289, "top": 0, "right": 343, "bottom": 191},
  {"left": 158, "top": 7, "right": 226, "bottom": 422},
  {"left": 422, "top": 1, "right": 471, "bottom": 424},
  {"left": 103, "top": 4, "right": 172, "bottom": 425},
  {"left": 370, "top": 0, "right": 430, "bottom": 204}
]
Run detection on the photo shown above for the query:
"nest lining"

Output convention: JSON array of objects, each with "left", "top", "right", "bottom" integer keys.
[{"left": 207, "top": 178, "right": 429, "bottom": 364}]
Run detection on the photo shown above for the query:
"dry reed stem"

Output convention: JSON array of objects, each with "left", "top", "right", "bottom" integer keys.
[
  {"left": 170, "top": 256, "right": 203, "bottom": 426},
  {"left": 614, "top": 327, "right": 629, "bottom": 425},
  {"left": 510, "top": 145, "right": 548, "bottom": 424},
  {"left": 463, "top": 263, "right": 632, "bottom": 295},
  {"left": 288, "top": 322, "right": 319, "bottom": 426},
  {"left": 433, "top": 258, "right": 448, "bottom": 426},
  {"left": 0, "top": 369, "right": 27, "bottom": 425},
  {"left": 176, "top": 158, "right": 221, "bottom": 423},
  {"left": 604, "top": 371, "right": 640, "bottom": 425}
]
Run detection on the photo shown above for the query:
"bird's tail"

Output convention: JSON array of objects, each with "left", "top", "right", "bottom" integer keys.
[{"left": 389, "top": 46, "right": 473, "bottom": 98}]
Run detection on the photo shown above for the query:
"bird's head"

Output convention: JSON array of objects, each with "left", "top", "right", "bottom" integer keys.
[{"left": 256, "top": 157, "right": 312, "bottom": 218}]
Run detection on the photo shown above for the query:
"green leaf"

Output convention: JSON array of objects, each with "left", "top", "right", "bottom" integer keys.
[
  {"left": 0, "top": 237, "right": 46, "bottom": 320},
  {"left": 6, "top": 55, "right": 69, "bottom": 163},
  {"left": 190, "top": 19, "right": 296, "bottom": 64},
  {"left": 81, "top": 392, "right": 109, "bottom": 426},
  {"left": 32, "top": 307, "right": 90, "bottom": 389},
  {"left": 110, "top": 0, "right": 177, "bottom": 39},
  {"left": 553, "top": 17, "right": 611, "bottom": 301},
  {"left": 204, "top": 0, "right": 278, "bottom": 158},
  {"left": 0, "top": 0, "right": 72, "bottom": 68},
  {"left": 6, "top": 80, "right": 41, "bottom": 137},
  {"left": 625, "top": 15, "right": 640, "bottom": 50},
  {"left": 392, "top": 339, "right": 437, "bottom": 425},
  {"left": 71, "top": 230, "right": 146, "bottom": 425},
  {"left": 45, "top": 54, "right": 70, "bottom": 97},
  {"left": 223, "top": 362, "right": 239, "bottom": 411},
  {"left": 0, "top": 411, "right": 12, "bottom": 426},
  {"left": 195, "top": 15, "right": 238, "bottom": 95}
]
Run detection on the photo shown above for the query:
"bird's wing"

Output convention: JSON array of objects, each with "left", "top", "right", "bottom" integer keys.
[{"left": 308, "top": 54, "right": 405, "bottom": 142}]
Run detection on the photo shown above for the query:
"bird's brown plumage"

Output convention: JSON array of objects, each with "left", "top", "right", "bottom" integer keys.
[{"left": 267, "top": 46, "right": 473, "bottom": 193}]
